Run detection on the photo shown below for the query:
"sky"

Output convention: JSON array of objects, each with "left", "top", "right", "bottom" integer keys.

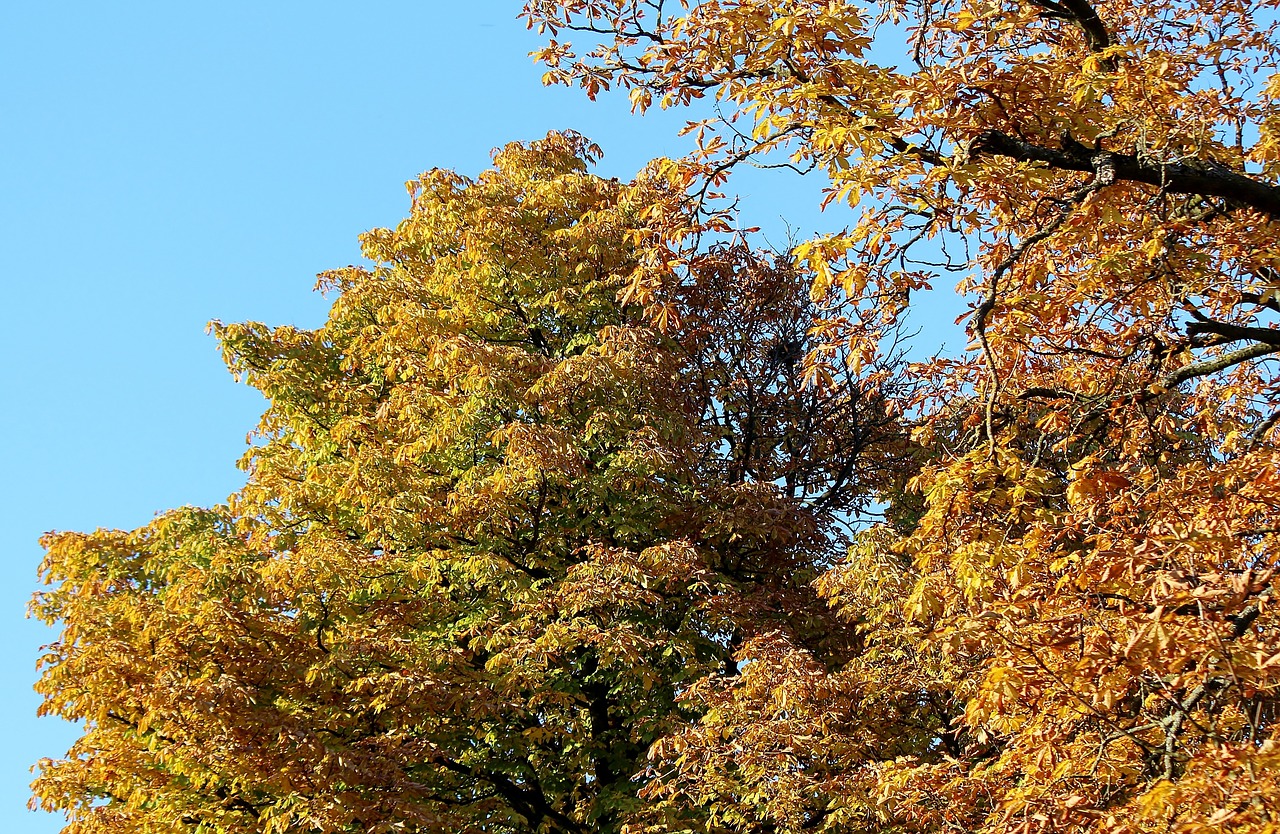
[{"left": 0, "top": 3, "right": 958, "bottom": 830}]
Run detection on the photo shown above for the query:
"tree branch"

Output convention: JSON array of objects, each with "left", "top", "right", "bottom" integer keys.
[
  {"left": 1185, "top": 319, "right": 1280, "bottom": 348},
  {"left": 970, "top": 131, "right": 1280, "bottom": 218},
  {"left": 1158, "top": 341, "right": 1280, "bottom": 389},
  {"left": 1027, "top": 0, "right": 1115, "bottom": 63}
]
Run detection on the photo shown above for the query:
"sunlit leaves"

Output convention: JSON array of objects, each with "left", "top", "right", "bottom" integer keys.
[
  {"left": 525, "top": 1, "right": 1280, "bottom": 832},
  {"left": 32, "top": 132, "right": 902, "bottom": 834}
]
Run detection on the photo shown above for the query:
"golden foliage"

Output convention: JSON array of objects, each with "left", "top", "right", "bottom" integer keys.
[
  {"left": 32, "top": 133, "right": 902, "bottom": 833},
  {"left": 519, "top": 1, "right": 1280, "bottom": 832}
]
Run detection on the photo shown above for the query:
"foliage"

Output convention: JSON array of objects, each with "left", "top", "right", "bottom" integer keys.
[
  {"left": 31, "top": 133, "right": 903, "bottom": 833},
  {"left": 521, "top": 0, "right": 1280, "bottom": 831},
  {"left": 34, "top": 0, "right": 1280, "bottom": 830}
]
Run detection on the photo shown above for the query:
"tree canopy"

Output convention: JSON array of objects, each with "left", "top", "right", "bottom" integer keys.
[
  {"left": 522, "top": 1, "right": 1280, "bottom": 831},
  {"left": 33, "top": 1, "right": 1280, "bottom": 833},
  {"left": 32, "top": 133, "right": 900, "bottom": 834}
]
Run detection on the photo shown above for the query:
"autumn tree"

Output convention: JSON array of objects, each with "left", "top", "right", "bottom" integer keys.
[
  {"left": 31, "top": 133, "right": 905, "bottom": 834},
  {"left": 522, "top": 0, "right": 1280, "bottom": 831}
]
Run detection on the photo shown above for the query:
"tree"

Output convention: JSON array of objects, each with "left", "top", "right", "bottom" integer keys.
[
  {"left": 31, "top": 133, "right": 904, "bottom": 834},
  {"left": 523, "top": 1, "right": 1280, "bottom": 831}
]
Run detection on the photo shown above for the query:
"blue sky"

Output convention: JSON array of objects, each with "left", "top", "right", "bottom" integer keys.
[{"left": 0, "top": 3, "right": 856, "bottom": 830}]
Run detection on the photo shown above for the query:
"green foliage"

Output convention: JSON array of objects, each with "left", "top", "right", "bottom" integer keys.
[{"left": 33, "top": 133, "right": 900, "bottom": 834}]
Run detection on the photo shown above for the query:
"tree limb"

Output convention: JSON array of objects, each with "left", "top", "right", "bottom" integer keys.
[
  {"left": 1185, "top": 319, "right": 1280, "bottom": 348},
  {"left": 1158, "top": 341, "right": 1280, "bottom": 389},
  {"left": 1027, "top": 0, "right": 1115, "bottom": 64},
  {"left": 970, "top": 131, "right": 1280, "bottom": 218}
]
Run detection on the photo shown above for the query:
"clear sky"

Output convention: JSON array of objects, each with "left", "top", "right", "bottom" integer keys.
[{"left": 0, "top": 3, "right": 961, "bottom": 830}]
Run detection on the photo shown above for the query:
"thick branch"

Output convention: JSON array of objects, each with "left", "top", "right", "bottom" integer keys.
[
  {"left": 1059, "top": 0, "right": 1113, "bottom": 52},
  {"left": 1028, "top": 0, "right": 1114, "bottom": 59},
  {"left": 1242, "top": 290, "right": 1280, "bottom": 314},
  {"left": 970, "top": 131, "right": 1280, "bottom": 218},
  {"left": 1185, "top": 319, "right": 1280, "bottom": 347},
  {"left": 1159, "top": 341, "right": 1280, "bottom": 389},
  {"left": 1228, "top": 604, "right": 1264, "bottom": 640},
  {"left": 1160, "top": 680, "right": 1216, "bottom": 779},
  {"left": 436, "top": 757, "right": 586, "bottom": 834}
]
